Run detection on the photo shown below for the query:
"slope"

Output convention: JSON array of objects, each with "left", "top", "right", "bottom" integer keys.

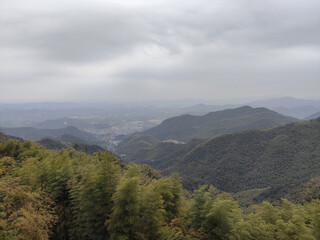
[
  {"left": 116, "top": 135, "right": 161, "bottom": 156},
  {"left": 247, "top": 96, "right": 320, "bottom": 118},
  {"left": 142, "top": 106, "right": 298, "bottom": 142},
  {"left": 125, "top": 138, "right": 204, "bottom": 170},
  {"left": 305, "top": 111, "right": 320, "bottom": 120},
  {"left": 36, "top": 137, "right": 104, "bottom": 154},
  {"left": 170, "top": 118, "right": 320, "bottom": 199}
]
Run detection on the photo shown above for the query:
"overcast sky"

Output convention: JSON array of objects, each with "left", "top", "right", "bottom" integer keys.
[{"left": 1, "top": 0, "right": 319, "bottom": 103}]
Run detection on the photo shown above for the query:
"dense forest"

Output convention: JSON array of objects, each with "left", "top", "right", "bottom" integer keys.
[
  {"left": 0, "top": 136, "right": 319, "bottom": 239},
  {"left": 119, "top": 118, "right": 320, "bottom": 202}
]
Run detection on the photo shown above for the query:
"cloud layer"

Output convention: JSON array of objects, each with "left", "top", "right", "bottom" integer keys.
[{"left": 1, "top": 0, "right": 319, "bottom": 102}]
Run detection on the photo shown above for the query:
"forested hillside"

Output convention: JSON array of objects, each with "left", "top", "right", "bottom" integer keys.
[
  {"left": 0, "top": 136, "right": 319, "bottom": 239},
  {"left": 170, "top": 118, "right": 320, "bottom": 199},
  {"left": 142, "top": 106, "right": 297, "bottom": 142},
  {"left": 123, "top": 138, "right": 204, "bottom": 169},
  {"left": 121, "top": 118, "right": 320, "bottom": 203},
  {"left": 286, "top": 176, "right": 320, "bottom": 203},
  {"left": 117, "top": 135, "right": 161, "bottom": 156},
  {"left": 36, "top": 137, "right": 104, "bottom": 154}
]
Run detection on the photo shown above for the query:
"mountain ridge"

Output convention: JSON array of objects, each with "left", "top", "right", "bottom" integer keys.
[
  {"left": 142, "top": 106, "right": 298, "bottom": 142},
  {"left": 0, "top": 126, "right": 101, "bottom": 145},
  {"left": 169, "top": 117, "right": 320, "bottom": 199}
]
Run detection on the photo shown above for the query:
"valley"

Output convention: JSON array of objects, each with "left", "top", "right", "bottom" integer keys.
[
  {"left": 1, "top": 99, "right": 320, "bottom": 239},
  {"left": 2, "top": 0, "right": 319, "bottom": 237}
]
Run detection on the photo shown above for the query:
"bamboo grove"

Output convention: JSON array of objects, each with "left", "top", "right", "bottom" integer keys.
[{"left": 0, "top": 138, "right": 319, "bottom": 240}]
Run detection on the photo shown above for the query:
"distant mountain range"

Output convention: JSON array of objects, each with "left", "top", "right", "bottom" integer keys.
[
  {"left": 118, "top": 106, "right": 299, "bottom": 174},
  {"left": 0, "top": 126, "right": 101, "bottom": 145},
  {"left": 305, "top": 111, "right": 320, "bottom": 120},
  {"left": 30, "top": 117, "right": 110, "bottom": 130},
  {"left": 0, "top": 130, "right": 104, "bottom": 154},
  {"left": 248, "top": 97, "right": 320, "bottom": 109},
  {"left": 247, "top": 97, "right": 320, "bottom": 119},
  {"left": 2, "top": 114, "right": 319, "bottom": 204},
  {"left": 118, "top": 108, "right": 319, "bottom": 201},
  {"left": 141, "top": 106, "right": 297, "bottom": 142}
]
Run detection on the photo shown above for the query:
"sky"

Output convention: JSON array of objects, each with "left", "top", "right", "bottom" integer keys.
[{"left": 0, "top": 0, "right": 319, "bottom": 103}]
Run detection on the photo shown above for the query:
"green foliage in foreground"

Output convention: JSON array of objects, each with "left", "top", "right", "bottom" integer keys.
[{"left": 0, "top": 138, "right": 319, "bottom": 240}]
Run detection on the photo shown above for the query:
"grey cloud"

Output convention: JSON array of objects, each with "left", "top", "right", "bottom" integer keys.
[
  {"left": 0, "top": 0, "right": 319, "bottom": 101},
  {"left": 2, "top": 0, "right": 319, "bottom": 62},
  {"left": 1, "top": 8, "right": 152, "bottom": 62}
]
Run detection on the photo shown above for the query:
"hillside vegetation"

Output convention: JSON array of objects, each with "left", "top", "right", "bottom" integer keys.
[
  {"left": 117, "top": 106, "right": 298, "bottom": 167},
  {"left": 286, "top": 176, "right": 320, "bottom": 203},
  {"left": 171, "top": 118, "right": 320, "bottom": 199},
  {"left": 126, "top": 138, "right": 204, "bottom": 170},
  {"left": 117, "top": 135, "right": 161, "bottom": 156},
  {"left": 142, "top": 106, "right": 297, "bottom": 142},
  {"left": 0, "top": 135, "right": 319, "bottom": 239},
  {"left": 36, "top": 137, "right": 104, "bottom": 154}
]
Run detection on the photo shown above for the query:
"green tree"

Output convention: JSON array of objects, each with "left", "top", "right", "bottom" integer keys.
[
  {"left": 154, "top": 174, "right": 183, "bottom": 222},
  {"left": 0, "top": 178, "right": 56, "bottom": 240},
  {"left": 203, "top": 193, "right": 243, "bottom": 240},
  {"left": 70, "top": 152, "right": 120, "bottom": 239},
  {"left": 108, "top": 176, "right": 140, "bottom": 240},
  {"left": 189, "top": 185, "right": 219, "bottom": 231},
  {"left": 138, "top": 183, "right": 164, "bottom": 239}
]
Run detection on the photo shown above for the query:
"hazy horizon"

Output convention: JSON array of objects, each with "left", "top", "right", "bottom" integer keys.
[{"left": 1, "top": 0, "right": 319, "bottom": 102}]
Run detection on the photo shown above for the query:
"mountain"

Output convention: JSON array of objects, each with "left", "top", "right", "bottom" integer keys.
[
  {"left": 248, "top": 96, "right": 320, "bottom": 109},
  {"left": 31, "top": 117, "right": 93, "bottom": 129},
  {"left": 116, "top": 135, "right": 161, "bottom": 156},
  {"left": 58, "top": 134, "right": 88, "bottom": 144},
  {"left": 0, "top": 126, "right": 100, "bottom": 145},
  {"left": 121, "top": 138, "right": 204, "bottom": 170},
  {"left": 168, "top": 118, "right": 320, "bottom": 200},
  {"left": 179, "top": 104, "right": 238, "bottom": 115},
  {"left": 0, "top": 129, "right": 103, "bottom": 155},
  {"left": 142, "top": 106, "right": 298, "bottom": 142},
  {"left": 0, "top": 131, "right": 23, "bottom": 142},
  {"left": 272, "top": 106, "right": 319, "bottom": 119},
  {"left": 31, "top": 117, "right": 111, "bottom": 130},
  {"left": 248, "top": 97, "right": 320, "bottom": 118},
  {"left": 36, "top": 137, "right": 71, "bottom": 151},
  {"left": 305, "top": 111, "right": 320, "bottom": 120},
  {"left": 285, "top": 176, "right": 320, "bottom": 203},
  {"left": 36, "top": 137, "right": 104, "bottom": 154}
]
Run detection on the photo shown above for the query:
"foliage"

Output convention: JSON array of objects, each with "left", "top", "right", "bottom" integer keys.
[
  {"left": 0, "top": 178, "right": 56, "bottom": 240},
  {"left": 0, "top": 134, "right": 319, "bottom": 239},
  {"left": 173, "top": 118, "right": 320, "bottom": 199}
]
